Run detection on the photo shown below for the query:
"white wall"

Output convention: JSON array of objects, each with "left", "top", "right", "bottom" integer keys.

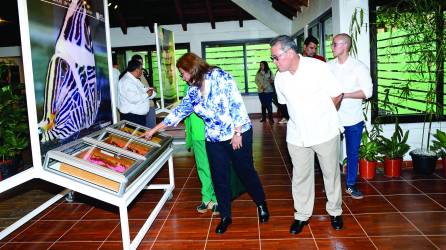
[
  {"left": 291, "top": 0, "right": 331, "bottom": 35},
  {"left": 110, "top": 20, "right": 278, "bottom": 57},
  {"left": 0, "top": 46, "right": 21, "bottom": 57},
  {"left": 110, "top": 20, "right": 278, "bottom": 114}
]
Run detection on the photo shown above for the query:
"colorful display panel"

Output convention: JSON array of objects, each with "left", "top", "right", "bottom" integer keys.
[
  {"left": 156, "top": 26, "right": 178, "bottom": 108},
  {"left": 27, "top": 0, "right": 113, "bottom": 161}
]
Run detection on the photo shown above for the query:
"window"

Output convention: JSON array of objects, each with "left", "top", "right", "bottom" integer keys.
[
  {"left": 295, "top": 32, "right": 304, "bottom": 53},
  {"left": 322, "top": 16, "right": 334, "bottom": 60},
  {"left": 370, "top": 1, "right": 445, "bottom": 123},
  {"left": 203, "top": 40, "right": 277, "bottom": 94},
  {"left": 294, "top": 10, "right": 332, "bottom": 59}
]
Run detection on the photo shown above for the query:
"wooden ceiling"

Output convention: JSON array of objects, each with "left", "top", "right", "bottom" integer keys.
[
  {"left": 108, "top": 0, "right": 310, "bottom": 33},
  {"left": 0, "top": 0, "right": 20, "bottom": 47},
  {"left": 0, "top": 0, "right": 310, "bottom": 47}
]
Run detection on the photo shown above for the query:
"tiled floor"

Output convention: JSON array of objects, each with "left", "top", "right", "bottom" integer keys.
[{"left": 1, "top": 118, "right": 446, "bottom": 249}]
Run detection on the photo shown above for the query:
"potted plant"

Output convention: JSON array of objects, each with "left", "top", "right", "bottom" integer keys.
[
  {"left": 0, "top": 72, "right": 29, "bottom": 180},
  {"left": 377, "top": 121, "right": 410, "bottom": 177},
  {"left": 430, "top": 129, "right": 446, "bottom": 176},
  {"left": 359, "top": 123, "right": 382, "bottom": 180}
]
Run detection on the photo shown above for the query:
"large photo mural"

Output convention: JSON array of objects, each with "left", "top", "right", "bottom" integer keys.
[
  {"left": 157, "top": 26, "right": 178, "bottom": 108},
  {"left": 28, "top": 0, "right": 112, "bottom": 159}
]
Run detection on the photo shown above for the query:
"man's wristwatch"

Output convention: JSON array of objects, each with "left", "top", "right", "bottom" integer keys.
[{"left": 234, "top": 131, "right": 242, "bottom": 137}]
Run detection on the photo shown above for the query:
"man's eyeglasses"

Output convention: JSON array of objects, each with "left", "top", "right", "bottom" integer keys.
[{"left": 270, "top": 50, "right": 288, "bottom": 62}]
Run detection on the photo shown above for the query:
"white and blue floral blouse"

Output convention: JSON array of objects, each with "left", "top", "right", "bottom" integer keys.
[{"left": 163, "top": 68, "right": 252, "bottom": 142}]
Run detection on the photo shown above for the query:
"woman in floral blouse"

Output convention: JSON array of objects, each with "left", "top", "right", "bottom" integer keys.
[{"left": 143, "top": 52, "right": 269, "bottom": 234}]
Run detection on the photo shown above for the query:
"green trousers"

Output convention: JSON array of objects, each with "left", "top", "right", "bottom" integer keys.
[{"left": 192, "top": 140, "right": 217, "bottom": 203}]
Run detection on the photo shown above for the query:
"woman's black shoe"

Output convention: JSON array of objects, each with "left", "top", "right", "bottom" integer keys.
[
  {"left": 257, "top": 202, "right": 269, "bottom": 223},
  {"left": 216, "top": 217, "right": 232, "bottom": 234}
]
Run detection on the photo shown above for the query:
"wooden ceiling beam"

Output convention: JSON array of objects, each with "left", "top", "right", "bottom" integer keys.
[
  {"left": 297, "top": 0, "right": 309, "bottom": 8},
  {"left": 271, "top": 0, "right": 296, "bottom": 19},
  {"left": 205, "top": 0, "right": 216, "bottom": 29},
  {"left": 110, "top": 0, "right": 128, "bottom": 34},
  {"left": 237, "top": 8, "right": 243, "bottom": 28},
  {"left": 174, "top": 0, "right": 187, "bottom": 31},
  {"left": 147, "top": 22, "right": 154, "bottom": 33}
]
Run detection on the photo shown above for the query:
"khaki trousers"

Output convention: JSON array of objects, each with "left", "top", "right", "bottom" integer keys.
[{"left": 288, "top": 135, "right": 343, "bottom": 221}]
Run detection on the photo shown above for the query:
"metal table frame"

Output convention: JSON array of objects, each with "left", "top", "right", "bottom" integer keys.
[{"left": 0, "top": 146, "right": 174, "bottom": 250}]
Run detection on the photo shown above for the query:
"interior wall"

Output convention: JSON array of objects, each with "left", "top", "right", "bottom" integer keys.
[
  {"left": 110, "top": 20, "right": 278, "bottom": 114},
  {"left": 0, "top": 46, "right": 21, "bottom": 57},
  {"left": 110, "top": 20, "right": 277, "bottom": 57}
]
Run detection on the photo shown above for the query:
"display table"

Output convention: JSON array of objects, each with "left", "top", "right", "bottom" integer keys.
[{"left": 39, "top": 121, "right": 175, "bottom": 250}]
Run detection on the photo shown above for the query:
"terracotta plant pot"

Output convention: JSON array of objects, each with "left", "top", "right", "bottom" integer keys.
[
  {"left": 359, "top": 159, "right": 377, "bottom": 180},
  {"left": 384, "top": 158, "right": 402, "bottom": 177}
]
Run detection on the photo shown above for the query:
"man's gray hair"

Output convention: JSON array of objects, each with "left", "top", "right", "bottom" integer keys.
[{"left": 270, "top": 35, "right": 299, "bottom": 53}]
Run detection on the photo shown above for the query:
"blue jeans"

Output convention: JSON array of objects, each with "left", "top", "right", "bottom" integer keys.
[{"left": 344, "top": 121, "right": 364, "bottom": 187}]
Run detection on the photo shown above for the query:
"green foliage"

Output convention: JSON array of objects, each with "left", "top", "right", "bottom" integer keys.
[
  {"left": 430, "top": 129, "right": 446, "bottom": 157},
  {"left": 359, "top": 123, "right": 382, "bottom": 162},
  {"left": 349, "top": 7, "right": 365, "bottom": 57},
  {"left": 376, "top": 0, "right": 445, "bottom": 150},
  {"left": 377, "top": 121, "right": 410, "bottom": 159},
  {"left": 0, "top": 64, "right": 29, "bottom": 161}
]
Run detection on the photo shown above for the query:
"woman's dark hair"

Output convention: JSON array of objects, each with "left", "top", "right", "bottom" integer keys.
[
  {"left": 176, "top": 52, "right": 214, "bottom": 88},
  {"left": 119, "top": 59, "right": 141, "bottom": 79},
  {"left": 131, "top": 54, "right": 143, "bottom": 62},
  {"left": 257, "top": 61, "right": 271, "bottom": 74}
]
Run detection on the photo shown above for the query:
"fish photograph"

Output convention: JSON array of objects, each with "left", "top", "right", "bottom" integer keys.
[{"left": 27, "top": 0, "right": 112, "bottom": 160}]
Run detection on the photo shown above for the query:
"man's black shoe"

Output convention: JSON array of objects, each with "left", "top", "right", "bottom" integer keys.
[
  {"left": 260, "top": 118, "right": 266, "bottom": 122},
  {"left": 216, "top": 217, "right": 232, "bottom": 234},
  {"left": 289, "top": 219, "right": 308, "bottom": 234},
  {"left": 330, "top": 216, "right": 343, "bottom": 230},
  {"left": 257, "top": 202, "right": 269, "bottom": 223}
]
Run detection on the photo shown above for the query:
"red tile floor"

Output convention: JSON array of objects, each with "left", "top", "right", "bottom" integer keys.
[{"left": 1, "top": 118, "right": 446, "bottom": 249}]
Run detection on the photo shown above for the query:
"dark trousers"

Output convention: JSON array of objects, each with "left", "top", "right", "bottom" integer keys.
[
  {"left": 206, "top": 128, "right": 266, "bottom": 218},
  {"left": 120, "top": 112, "right": 146, "bottom": 127},
  {"left": 258, "top": 92, "right": 273, "bottom": 120}
]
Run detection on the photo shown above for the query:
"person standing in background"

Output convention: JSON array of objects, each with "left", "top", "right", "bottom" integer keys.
[
  {"left": 118, "top": 59, "right": 156, "bottom": 126},
  {"left": 328, "top": 33, "right": 373, "bottom": 199},
  {"left": 255, "top": 61, "right": 274, "bottom": 123},
  {"left": 183, "top": 84, "right": 219, "bottom": 215},
  {"left": 303, "top": 36, "right": 326, "bottom": 62},
  {"left": 131, "top": 54, "right": 157, "bottom": 128}
]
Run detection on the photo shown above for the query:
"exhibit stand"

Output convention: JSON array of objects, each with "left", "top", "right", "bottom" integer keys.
[{"left": 0, "top": 2, "right": 178, "bottom": 249}]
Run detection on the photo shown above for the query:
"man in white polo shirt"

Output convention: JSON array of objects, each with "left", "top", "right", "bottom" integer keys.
[
  {"left": 328, "top": 33, "right": 373, "bottom": 200},
  {"left": 270, "top": 35, "right": 344, "bottom": 235}
]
